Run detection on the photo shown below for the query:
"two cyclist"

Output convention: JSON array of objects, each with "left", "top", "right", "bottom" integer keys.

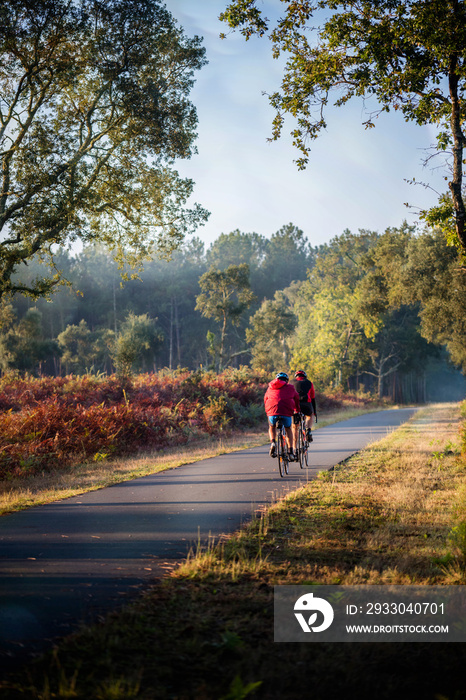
[{"left": 264, "top": 370, "right": 317, "bottom": 462}]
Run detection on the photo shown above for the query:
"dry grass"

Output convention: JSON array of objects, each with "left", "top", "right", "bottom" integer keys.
[
  {"left": 4, "top": 403, "right": 466, "bottom": 700},
  {"left": 0, "top": 405, "right": 378, "bottom": 515},
  {"left": 176, "top": 403, "right": 465, "bottom": 587}
]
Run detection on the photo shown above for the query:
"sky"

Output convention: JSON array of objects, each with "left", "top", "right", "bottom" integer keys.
[{"left": 169, "top": 1, "right": 446, "bottom": 250}]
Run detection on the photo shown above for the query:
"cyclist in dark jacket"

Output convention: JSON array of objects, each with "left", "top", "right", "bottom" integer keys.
[{"left": 290, "top": 370, "right": 317, "bottom": 444}]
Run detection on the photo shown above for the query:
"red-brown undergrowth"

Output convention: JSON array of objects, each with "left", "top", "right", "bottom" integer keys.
[{"left": 0, "top": 369, "right": 358, "bottom": 479}]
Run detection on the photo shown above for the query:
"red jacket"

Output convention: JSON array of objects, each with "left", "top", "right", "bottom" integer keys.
[{"left": 264, "top": 379, "right": 300, "bottom": 417}]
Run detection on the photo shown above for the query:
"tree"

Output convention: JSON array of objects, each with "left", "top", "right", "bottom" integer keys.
[
  {"left": 292, "top": 229, "right": 380, "bottom": 387},
  {"left": 246, "top": 290, "right": 297, "bottom": 372},
  {"left": 56, "top": 320, "right": 117, "bottom": 374},
  {"left": 113, "top": 313, "right": 164, "bottom": 376},
  {"left": 361, "top": 310, "right": 417, "bottom": 399},
  {"left": 0, "top": 300, "right": 19, "bottom": 372},
  {"left": 206, "top": 230, "right": 270, "bottom": 302},
  {"left": 142, "top": 238, "right": 208, "bottom": 369},
  {"left": 368, "top": 226, "right": 466, "bottom": 371},
  {"left": 290, "top": 225, "right": 441, "bottom": 393},
  {"left": 9, "top": 249, "right": 79, "bottom": 336},
  {"left": 1, "top": 307, "right": 58, "bottom": 373},
  {"left": 0, "top": 0, "right": 208, "bottom": 300},
  {"left": 205, "top": 224, "right": 314, "bottom": 305},
  {"left": 195, "top": 264, "right": 255, "bottom": 370},
  {"left": 293, "top": 281, "right": 365, "bottom": 388},
  {"left": 58, "top": 320, "right": 96, "bottom": 374},
  {"left": 206, "top": 230, "right": 268, "bottom": 270},
  {"left": 340, "top": 225, "right": 442, "bottom": 395},
  {"left": 220, "top": 1, "right": 466, "bottom": 256},
  {"left": 260, "top": 224, "right": 315, "bottom": 296}
]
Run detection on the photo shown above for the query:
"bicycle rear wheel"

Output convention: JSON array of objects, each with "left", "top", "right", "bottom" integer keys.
[
  {"left": 296, "top": 423, "right": 304, "bottom": 469},
  {"left": 277, "top": 429, "right": 288, "bottom": 478}
]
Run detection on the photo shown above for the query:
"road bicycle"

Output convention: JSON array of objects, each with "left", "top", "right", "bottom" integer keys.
[
  {"left": 295, "top": 412, "right": 309, "bottom": 469},
  {"left": 276, "top": 417, "right": 289, "bottom": 478}
]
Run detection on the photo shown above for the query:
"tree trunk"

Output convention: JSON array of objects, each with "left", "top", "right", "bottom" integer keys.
[
  {"left": 112, "top": 276, "right": 118, "bottom": 335},
  {"left": 219, "top": 314, "right": 227, "bottom": 371},
  {"left": 377, "top": 368, "right": 383, "bottom": 399},
  {"left": 174, "top": 295, "right": 181, "bottom": 366},
  {"left": 448, "top": 23, "right": 466, "bottom": 251},
  {"left": 169, "top": 298, "right": 173, "bottom": 369}
]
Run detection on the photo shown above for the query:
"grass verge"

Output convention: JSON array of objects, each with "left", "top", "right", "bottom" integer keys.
[
  {"left": 0, "top": 405, "right": 381, "bottom": 515},
  {"left": 1, "top": 403, "right": 466, "bottom": 699}
]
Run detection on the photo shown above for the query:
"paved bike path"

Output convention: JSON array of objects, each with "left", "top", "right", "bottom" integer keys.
[{"left": 0, "top": 408, "right": 416, "bottom": 668}]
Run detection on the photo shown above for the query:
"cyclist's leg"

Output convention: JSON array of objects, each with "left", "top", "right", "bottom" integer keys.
[
  {"left": 268, "top": 416, "right": 278, "bottom": 456},
  {"left": 301, "top": 403, "right": 313, "bottom": 441},
  {"left": 305, "top": 415, "right": 313, "bottom": 440},
  {"left": 292, "top": 412, "right": 300, "bottom": 458}
]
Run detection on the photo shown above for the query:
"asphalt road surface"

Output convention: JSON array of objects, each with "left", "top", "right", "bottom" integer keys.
[{"left": 0, "top": 408, "right": 417, "bottom": 669}]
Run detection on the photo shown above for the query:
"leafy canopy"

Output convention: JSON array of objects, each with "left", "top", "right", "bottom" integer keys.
[
  {"left": 0, "top": 0, "right": 208, "bottom": 299},
  {"left": 220, "top": 0, "right": 466, "bottom": 254}
]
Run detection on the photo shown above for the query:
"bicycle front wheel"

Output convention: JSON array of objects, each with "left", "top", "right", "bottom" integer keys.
[{"left": 302, "top": 428, "right": 309, "bottom": 468}]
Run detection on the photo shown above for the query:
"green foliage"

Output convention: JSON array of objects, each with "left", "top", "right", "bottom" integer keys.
[
  {"left": 292, "top": 229, "right": 378, "bottom": 388},
  {"left": 3, "top": 224, "right": 315, "bottom": 373},
  {"left": 2, "top": 221, "right": 465, "bottom": 394},
  {"left": 420, "top": 194, "right": 462, "bottom": 253},
  {"left": 58, "top": 320, "right": 94, "bottom": 374},
  {"left": 260, "top": 223, "right": 315, "bottom": 293},
  {"left": 196, "top": 264, "right": 255, "bottom": 370},
  {"left": 461, "top": 403, "right": 466, "bottom": 457},
  {"left": 206, "top": 225, "right": 315, "bottom": 302},
  {"left": 0, "top": 0, "right": 208, "bottom": 300},
  {"left": 290, "top": 225, "right": 444, "bottom": 394},
  {"left": 246, "top": 290, "right": 297, "bottom": 372},
  {"left": 374, "top": 227, "right": 466, "bottom": 372},
  {"left": 0, "top": 306, "right": 59, "bottom": 374},
  {"left": 58, "top": 321, "right": 115, "bottom": 375},
  {"left": 113, "top": 313, "right": 164, "bottom": 377},
  {"left": 207, "top": 230, "right": 268, "bottom": 271},
  {"left": 219, "top": 675, "right": 263, "bottom": 700}
]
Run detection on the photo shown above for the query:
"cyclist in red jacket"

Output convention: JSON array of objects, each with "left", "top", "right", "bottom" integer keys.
[{"left": 264, "top": 372, "right": 301, "bottom": 460}]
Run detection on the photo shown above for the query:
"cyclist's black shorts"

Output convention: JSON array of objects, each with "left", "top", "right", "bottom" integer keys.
[{"left": 300, "top": 402, "right": 312, "bottom": 417}]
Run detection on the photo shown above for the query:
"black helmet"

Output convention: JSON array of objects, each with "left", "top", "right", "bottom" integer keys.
[
  {"left": 295, "top": 370, "right": 307, "bottom": 378},
  {"left": 276, "top": 372, "right": 289, "bottom": 382}
]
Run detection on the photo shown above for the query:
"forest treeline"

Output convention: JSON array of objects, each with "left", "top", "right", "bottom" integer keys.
[{"left": 1, "top": 222, "right": 465, "bottom": 403}]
